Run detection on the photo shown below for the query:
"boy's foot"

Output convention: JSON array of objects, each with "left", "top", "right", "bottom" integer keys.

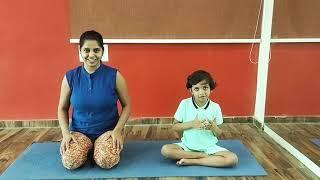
[{"left": 176, "top": 158, "right": 191, "bottom": 166}]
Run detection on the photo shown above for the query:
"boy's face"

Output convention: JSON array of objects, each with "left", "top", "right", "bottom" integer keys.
[{"left": 190, "top": 80, "right": 211, "bottom": 104}]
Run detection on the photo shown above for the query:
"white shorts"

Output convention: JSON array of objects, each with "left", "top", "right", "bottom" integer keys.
[{"left": 175, "top": 142, "right": 228, "bottom": 155}]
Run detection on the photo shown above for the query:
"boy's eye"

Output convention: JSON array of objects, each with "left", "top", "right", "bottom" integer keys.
[
  {"left": 83, "top": 48, "right": 90, "bottom": 53},
  {"left": 194, "top": 87, "right": 199, "bottom": 91},
  {"left": 203, "top": 86, "right": 208, "bottom": 90}
]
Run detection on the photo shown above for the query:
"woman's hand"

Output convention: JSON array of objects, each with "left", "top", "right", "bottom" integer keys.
[
  {"left": 110, "top": 129, "right": 124, "bottom": 152},
  {"left": 60, "top": 132, "right": 77, "bottom": 155}
]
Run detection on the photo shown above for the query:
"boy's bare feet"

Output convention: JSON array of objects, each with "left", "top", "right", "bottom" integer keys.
[{"left": 176, "top": 158, "right": 192, "bottom": 166}]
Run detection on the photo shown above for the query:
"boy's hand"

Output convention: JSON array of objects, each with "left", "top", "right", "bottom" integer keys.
[
  {"left": 211, "top": 120, "right": 218, "bottom": 127},
  {"left": 210, "top": 118, "right": 222, "bottom": 136},
  {"left": 190, "top": 115, "right": 204, "bottom": 129},
  {"left": 191, "top": 115, "right": 210, "bottom": 130},
  {"left": 202, "top": 120, "right": 211, "bottom": 130},
  {"left": 191, "top": 119, "right": 204, "bottom": 129},
  {"left": 210, "top": 118, "right": 219, "bottom": 129}
]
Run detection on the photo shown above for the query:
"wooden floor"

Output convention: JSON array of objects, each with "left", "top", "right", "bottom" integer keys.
[
  {"left": 268, "top": 123, "right": 320, "bottom": 167},
  {"left": 0, "top": 123, "right": 319, "bottom": 180}
]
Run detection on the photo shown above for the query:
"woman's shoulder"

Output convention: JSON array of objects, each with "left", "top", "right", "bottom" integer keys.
[
  {"left": 66, "top": 66, "right": 82, "bottom": 75},
  {"left": 65, "top": 66, "right": 83, "bottom": 81},
  {"left": 101, "top": 64, "right": 118, "bottom": 72}
]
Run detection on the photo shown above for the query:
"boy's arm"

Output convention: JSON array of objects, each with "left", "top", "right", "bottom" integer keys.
[
  {"left": 209, "top": 105, "right": 224, "bottom": 137},
  {"left": 172, "top": 120, "right": 192, "bottom": 132},
  {"left": 209, "top": 120, "right": 222, "bottom": 137},
  {"left": 172, "top": 116, "right": 203, "bottom": 132}
]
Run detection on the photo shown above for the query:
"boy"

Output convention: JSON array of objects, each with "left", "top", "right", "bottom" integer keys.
[{"left": 161, "top": 70, "right": 238, "bottom": 167}]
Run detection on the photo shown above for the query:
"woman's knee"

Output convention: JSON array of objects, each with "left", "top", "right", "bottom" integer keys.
[
  {"left": 94, "top": 133, "right": 121, "bottom": 169},
  {"left": 61, "top": 132, "right": 93, "bottom": 170}
]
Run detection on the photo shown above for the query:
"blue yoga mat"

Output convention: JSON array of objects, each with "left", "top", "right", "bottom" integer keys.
[
  {"left": 311, "top": 138, "right": 320, "bottom": 147},
  {"left": 0, "top": 140, "right": 267, "bottom": 179}
]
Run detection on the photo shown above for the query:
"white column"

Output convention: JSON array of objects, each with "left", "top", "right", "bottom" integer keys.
[{"left": 254, "top": 0, "right": 274, "bottom": 124}]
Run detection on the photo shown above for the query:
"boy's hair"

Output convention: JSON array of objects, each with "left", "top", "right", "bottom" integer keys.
[
  {"left": 186, "top": 70, "right": 217, "bottom": 90},
  {"left": 79, "top": 30, "right": 104, "bottom": 51}
]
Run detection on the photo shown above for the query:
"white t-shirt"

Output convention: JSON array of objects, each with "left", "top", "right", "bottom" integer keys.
[{"left": 174, "top": 97, "right": 223, "bottom": 151}]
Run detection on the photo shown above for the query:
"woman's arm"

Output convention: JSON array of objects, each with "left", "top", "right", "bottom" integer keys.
[
  {"left": 58, "top": 76, "right": 78, "bottom": 154},
  {"left": 114, "top": 71, "right": 131, "bottom": 133},
  {"left": 57, "top": 76, "right": 71, "bottom": 137},
  {"left": 108, "top": 71, "right": 131, "bottom": 151}
]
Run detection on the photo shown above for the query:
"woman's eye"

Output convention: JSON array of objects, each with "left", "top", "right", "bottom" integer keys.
[{"left": 94, "top": 49, "right": 100, "bottom": 53}]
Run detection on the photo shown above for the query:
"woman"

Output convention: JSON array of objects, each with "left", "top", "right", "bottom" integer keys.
[{"left": 57, "top": 30, "right": 131, "bottom": 169}]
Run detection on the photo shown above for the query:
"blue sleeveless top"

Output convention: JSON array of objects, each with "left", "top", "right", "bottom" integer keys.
[{"left": 66, "top": 64, "right": 119, "bottom": 139}]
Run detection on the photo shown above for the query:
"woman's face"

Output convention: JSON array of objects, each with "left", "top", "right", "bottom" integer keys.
[{"left": 80, "top": 40, "right": 103, "bottom": 68}]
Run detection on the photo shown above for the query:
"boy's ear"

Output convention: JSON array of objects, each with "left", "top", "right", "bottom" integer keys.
[{"left": 189, "top": 88, "right": 192, "bottom": 93}]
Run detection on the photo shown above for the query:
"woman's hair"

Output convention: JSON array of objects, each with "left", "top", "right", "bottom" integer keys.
[
  {"left": 186, "top": 70, "right": 217, "bottom": 90},
  {"left": 79, "top": 30, "right": 104, "bottom": 51}
]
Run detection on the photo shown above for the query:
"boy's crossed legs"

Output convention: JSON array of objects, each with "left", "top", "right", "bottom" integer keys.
[{"left": 161, "top": 144, "right": 238, "bottom": 167}]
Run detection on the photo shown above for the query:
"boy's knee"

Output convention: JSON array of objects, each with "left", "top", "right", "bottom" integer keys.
[
  {"left": 161, "top": 145, "right": 172, "bottom": 157},
  {"left": 226, "top": 153, "right": 238, "bottom": 167}
]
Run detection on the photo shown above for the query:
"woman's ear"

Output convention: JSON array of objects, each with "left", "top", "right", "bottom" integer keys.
[
  {"left": 78, "top": 46, "right": 84, "bottom": 62},
  {"left": 78, "top": 45, "right": 82, "bottom": 54}
]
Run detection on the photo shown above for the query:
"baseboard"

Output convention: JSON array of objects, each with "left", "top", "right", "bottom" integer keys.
[
  {"left": 0, "top": 120, "right": 60, "bottom": 128},
  {"left": 0, "top": 116, "right": 318, "bottom": 128},
  {"left": 264, "top": 116, "right": 320, "bottom": 123},
  {"left": 253, "top": 118, "right": 264, "bottom": 130},
  {"left": 0, "top": 117, "right": 253, "bottom": 128}
]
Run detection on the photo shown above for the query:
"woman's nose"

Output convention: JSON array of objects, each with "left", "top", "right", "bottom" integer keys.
[{"left": 89, "top": 51, "right": 96, "bottom": 57}]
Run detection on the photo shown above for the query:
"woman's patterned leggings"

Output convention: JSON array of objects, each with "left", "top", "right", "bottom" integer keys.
[{"left": 60, "top": 131, "right": 121, "bottom": 170}]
